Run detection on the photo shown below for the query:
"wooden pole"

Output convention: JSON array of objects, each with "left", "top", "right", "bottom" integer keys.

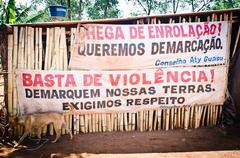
[
  {"left": 157, "top": 109, "right": 162, "bottom": 130},
  {"left": 39, "top": 28, "right": 43, "bottom": 70},
  {"left": 12, "top": 27, "right": 18, "bottom": 116},
  {"left": 18, "top": 27, "right": 24, "bottom": 69},
  {"left": 35, "top": 28, "right": 39, "bottom": 70},
  {"left": 170, "top": 108, "right": 174, "bottom": 130},
  {"left": 23, "top": 27, "right": 27, "bottom": 69},
  {"left": 7, "top": 35, "right": 13, "bottom": 116}
]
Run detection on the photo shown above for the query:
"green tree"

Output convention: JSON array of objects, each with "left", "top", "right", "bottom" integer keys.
[
  {"left": 1, "top": 0, "right": 15, "bottom": 24},
  {"left": 128, "top": 0, "right": 169, "bottom": 16},
  {"left": 15, "top": 3, "right": 46, "bottom": 23},
  {"left": 212, "top": 0, "right": 240, "bottom": 10},
  {"left": 87, "top": 0, "right": 120, "bottom": 19},
  {"left": 183, "top": 0, "right": 214, "bottom": 12}
]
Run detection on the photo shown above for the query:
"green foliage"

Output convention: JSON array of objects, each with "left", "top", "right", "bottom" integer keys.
[
  {"left": 0, "top": 0, "right": 15, "bottom": 24},
  {"left": 15, "top": 2, "right": 46, "bottom": 23},
  {"left": 179, "top": 0, "right": 213, "bottom": 12},
  {"left": 7, "top": 0, "right": 15, "bottom": 24},
  {"left": 212, "top": 0, "right": 240, "bottom": 10},
  {"left": 87, "top": 0, "right": 120, "bottom": 19},
  {"left": 128, "top": 0, "right": 169, "bottom": 16},
  {"left": 1, "top": 0, "right": 239, "bottom": 24}
]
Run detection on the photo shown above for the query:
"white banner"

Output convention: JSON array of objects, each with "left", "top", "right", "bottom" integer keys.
[
  {"left": 17, "top": 66, "right": 227, "bottom": 114},
  {"left": 70, "top": 21, "right": 229, "bottom": 70}
]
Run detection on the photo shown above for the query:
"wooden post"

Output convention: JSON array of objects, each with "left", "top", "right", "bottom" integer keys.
[
  {"left": 153, "top": 111, "right": 158, "bottom": 130},
  {"left": 24, "top": 27, "right": 28, "bottom": 69},
  {"left": 7, "top": 34, "right": 13, "bottom": 115},
  {"left": 157, "top": 109, "right": 162, "bottom": 130},
  {"left": 39, "top": 28, "right": 43, "bottom": 70},
  {"left": 165, "top": 109, "right": 170, "bottom": 131},
  {"left": 170, "top": 108, "right": 174, "bottom": 130},
  {"left": 18, "top": 27, "right": 24, "bottom": 69},
  {"left": 184, "top": 107, "right": 190, "bottom": 130},
  {"left": 12, "top": 27, "right": 18, "bottom": 116}
]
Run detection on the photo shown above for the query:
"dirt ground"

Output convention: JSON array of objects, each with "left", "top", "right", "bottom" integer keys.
[{"left": 1, "top": 123, "right": 240, "bottom": 158}]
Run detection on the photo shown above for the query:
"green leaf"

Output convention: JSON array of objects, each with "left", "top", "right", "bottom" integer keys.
[
  {"left": 25, "top": 11, "right": 45, "bottom": 23},
  {"left": 7, "top": 0, "right": 15, "bottom": 24},
  {"left": 15, "top": 4, "right": 33, "bottom": 22}
]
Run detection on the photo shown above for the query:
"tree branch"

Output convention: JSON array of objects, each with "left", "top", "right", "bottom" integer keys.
[
  {"left": 196, "top": 0, "right": 214, "bottom": 12},
  {"left": 136, "top": 0, "right": 148, "bottom": 15}
]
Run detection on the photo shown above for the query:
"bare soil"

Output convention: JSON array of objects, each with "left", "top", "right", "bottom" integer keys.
[{"left": 1, "top": 123, "right": 240, "bottom": 158}]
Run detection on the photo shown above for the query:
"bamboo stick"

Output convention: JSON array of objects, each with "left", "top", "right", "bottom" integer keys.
[
  {"left": 173, "top": 108, "right": 177, "bottom": 128},
  {"left": 35, "top": 28, "right": 39, "bottom": 70},
  {"left": 13, "top": 27, "right": 19, "bottom": 137},
  {"left": 143, "top": 110, "right": 147, "bottom": 130},
  {"left": 170, "top": 108, "right": 174, "bottom": 130},
  {"left": 180, "top": 107, "right": 184, "bottom": 128},
  {"left": 194, "top": 106, "right": 198, "bottom": 128},
  {"left": 92, "top": 114, "right": 96, "bottom": 132},
  {"left": 111, "top": 114, "right": 115, "bottom": 131},
  {"left": 132, "top": 113, "right": 136, "bottom": 131},
  {"left": 27, "top": 27, "right": 31, "bottom": 69},
  {"left": 51, "top": 28, "right": 57, "bottom": 68},
  {"left": 139, "top": 111, "right": 143, "bottom": 131},
  {"left": 224, "top": 13, "right": 229, "bottom": 21},
  {"left": 123, "top": 113, "right": 128, "bottom": 131},
  {"left": 165, "top": 109, "right": 170, "bottom": 131},
  {"left": 57, "top": 27, "right": 66, "bottom": 135},
  {"left": 44, "top": 28, "right": 50, "bottom": 69},
  {"left": 212, "top": 105, "right": 216, "bottom": 125},
  {"left": 101, "top": 114, "right": 106, "bottom": 132},
  {"left": 49, "top": 28, "right": 57, "bottom": 135},
  {"left": 70, "top": 27, "right": 79, "bottom": 135},
  {"left": 12, "top": 27, "right": 18, "bottom": 116},
  {"left": 55, "top": 27, "right": 61, "bottom": 69},
  {"left": 162, "top": 109, "right": 166, "bottom": 130},
  {"left": 84, "top": 114, "right": 89, "bottom": 133},
  {"left": 201, "top": 106, "right": 207, "bottom": 126},
  {"left": 7, "top": 35, "right": 13, "bottom": 116},
  {"left": 98, "top": 114, "right": 102, "bottom": 132},
  {"left": 153, "top": 111, "right": 157, "bottom": 130},
  {"left": 190, "top": 106, "right": 194, "bottom": 128},
  {"left": 198, "top": 106, "right": 204, "bottom": 128},
  {"left": 75, "top": 115, "right": 79, "bottom": 134},
  {"left": 32, "top": 27, "right": 35, "bottom": 69},
  {"left": 128, "top": 113, "right": 132, "bottom": 131},
  {"left": 184, "top": 107, "right": 190, "bottom": 130},
  {"left": 177, "top": 108, "right": 181, "bottom": 128},
  {"left": 110, "top": 113, "right": 114, "bottom": 132},
  {"left": 48, "top": 28, "right": 53, "bottom": 70},
  {"left": 207, "top": 105, "right": 211, "bottom": 126},
  {"left": 42, "top": 28, "right": 50, "bottom": 136},
  {"left": 88, "top": 114, "right": 92, "bottom": 133},
  {"left": 157, "top": 109, "right": 162, "bottom": 130},
  {"left": 80, "top": 115, "right": 85, "bottom": 133},
  {"left": 119, "top": 113, "right": 124, "bottom": 131},
  {"left": 24, "top": 27, "right": 28, "bottom": 69},
  {"left": 148, "top": 110, "right": 153, "bottom": 131},
  {"left": 96, "top": 114, "right": 100, "bottom": 132},
  {"left": 211, "top": 13, "right": 215, "bottom": 22},
  {"left": 18, "top": 27, "right": 24, "bottom": 69},
  {"left": 39, "top": 28, "right": 43, "bottom": 70}
]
